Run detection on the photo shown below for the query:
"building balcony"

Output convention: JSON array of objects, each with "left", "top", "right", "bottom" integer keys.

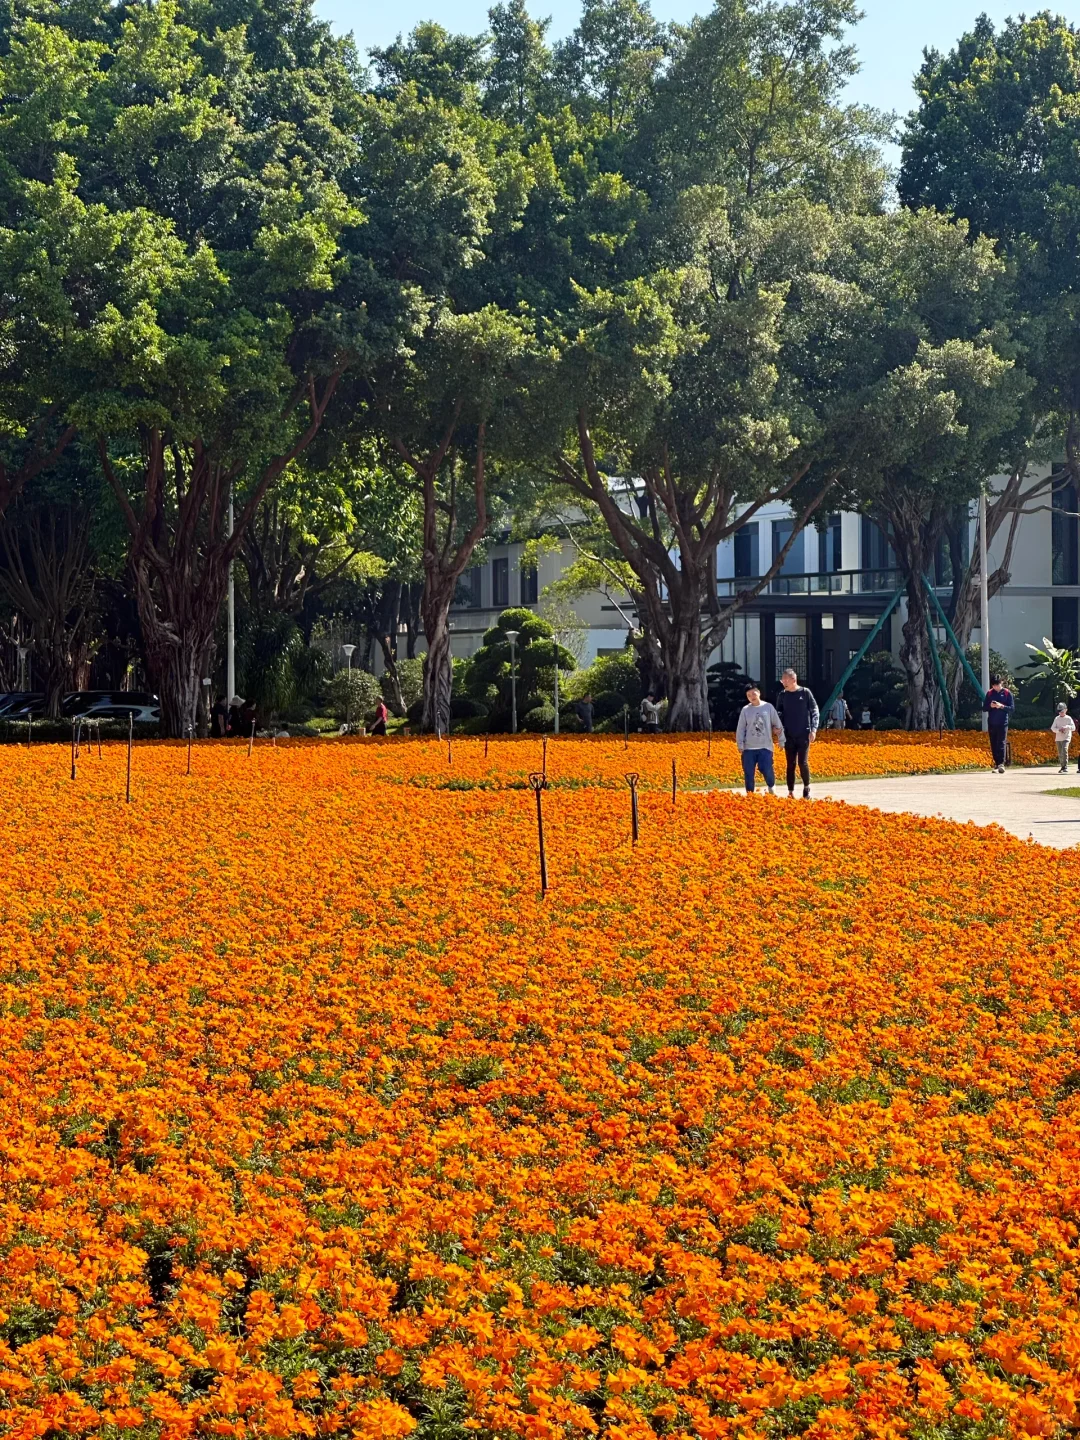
[{"left": 719, "top": 567, "right": 912, "bottom": 600}]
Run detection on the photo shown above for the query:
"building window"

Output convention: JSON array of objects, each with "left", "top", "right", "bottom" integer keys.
[
  {"left": 850, "top": 615, "right": 879, "bottom": 630},
  {"left": 818, "top": 514, "right": 842, "bottom": 572},
  {"left": 492, "top": 557, "right": 509, "bottom": 608},
  {"left": 860, "top": 516, "right": 893, "bottom": 571},
  {"left": 733, "top": 522, "right": 758, "bottom": 578},
  {"left": 520, "top": 564, "right": 538, "bottom": 605},
  {"left": 772, "top": 518, "right": 802, "bottom": 574},
  {"left": 821, "top": 613, "right": 834, "bottom": 630},
  {"left": 1052, "top": 483, "right": 1078, "bottom": 586},
  {"left": 456, "top": 567, "right": 482, "bottom": 608},
  {"left": 1053, "top": 596, "right": 1079, "bottom": 650}
]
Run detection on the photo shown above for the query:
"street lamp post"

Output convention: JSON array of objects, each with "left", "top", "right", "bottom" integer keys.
[
  {"left": 16, "top": 645, "right": 27, "bottom": 692},
  {"left": 505, "top": 631, "right": 519, "bottom": 735},
  {"left": 343, "top": 643, "right": 356, "bottom": 733},
  {"left": 201, "top": 676, "right": 211, "bottom": 739}
]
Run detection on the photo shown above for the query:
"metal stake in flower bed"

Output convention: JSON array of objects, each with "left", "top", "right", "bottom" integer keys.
[
  {"left": 528, "top": 772, "right": 548, "bottom": 897},
  {"left": 248, "top": 725, "right": 255, "bottom": 758},
  {"left": 671, "top": 757, "right": 677, "bottom": 808},
  {"left": 484, "top": 734, "right": 489, "bottom": 759},
  {"left": 26, "top": 714, "right": 31, "bottom": 748},
  {"left": 542, "top": 734, "right": 547, "bottom": 781},
  {"left": 126, "top": 713, "right": 133, "bottom": 803},
  {"left": 623, "top": 704, "right": 629, "bottom": 749},
  {"left": 95, "top": 722, "right": 102, "bottom": 759},
  {"left": 70, "top": 719, "right": 77, "bottom": 781},
  {"left": 447, "top": 730, "right": 452, "bottom": 766},
  {"left": 626, "top": 772, "right": 640, "bottom": 844},
  {"left": 187, "top": 724, "right": 193, "bottom": 776}
]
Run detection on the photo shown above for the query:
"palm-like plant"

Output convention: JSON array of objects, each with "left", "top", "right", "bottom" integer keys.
[{"left": 1022, "top": 638, "right": 1080, "bottom": 705}]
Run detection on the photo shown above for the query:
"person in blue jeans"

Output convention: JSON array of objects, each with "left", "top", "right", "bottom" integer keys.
[
  {"left": 982, "top": 674, "right": 1014, "bottom": 772},
  {"left": 735, "top": 684, "right": 785, "bottom": 794}
]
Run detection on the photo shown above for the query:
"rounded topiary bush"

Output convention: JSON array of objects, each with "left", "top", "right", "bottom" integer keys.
[
  {"left": 522, "top": 704, "right": 555, "bottom": 732},
  {"left": 873, "top": 715, "right": 903, "bottom": 731},
  {"left": 450, "top": 697, "right": 487, "bottom": 719}
]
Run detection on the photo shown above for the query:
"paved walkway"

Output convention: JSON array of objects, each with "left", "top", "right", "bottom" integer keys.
[{"left": 808, "top": 765, "right": 1080, "bottom": 848}]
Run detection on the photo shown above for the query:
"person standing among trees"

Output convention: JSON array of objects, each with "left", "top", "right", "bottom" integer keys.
[
  {"left": 736, "top": 685, "right": 785, "bottom": 795},
  {"left": 982, "top": 675, "right": 1014, "bottom": 772},
  {"left": 774, "top": 668, "right": 819, "bottom": 799}
]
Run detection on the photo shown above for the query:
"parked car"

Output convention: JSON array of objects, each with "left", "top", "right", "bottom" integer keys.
[
  {"left": 65, "top": 692, "right": 160, "bottom": 724},
  {"left": 0, "top": 692, "right": 45, "bottom": 719}
]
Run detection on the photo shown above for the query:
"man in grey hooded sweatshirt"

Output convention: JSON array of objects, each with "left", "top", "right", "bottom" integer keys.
[{"left": 735, "top": 684, "right": 785, "bottom": 794}]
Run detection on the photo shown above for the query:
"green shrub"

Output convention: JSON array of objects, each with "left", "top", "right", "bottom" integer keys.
[
  {"left": 566, "top": 648, "right": 641, "bottom": 708},
  {"left": 455, "top": 715, "right": 490, "bottom": 735},
  {"left": 384, "top": 656, "right": 424, "bottom": 712},
  {"left": 873, "top": 715, "right": 903, "bottom": 730},
  {"left": 327, "top": 669, "right": 381, "bottom": 723},
  {"left": 591, "top": 691, "right": 627, "bottom": 721},
  {"left": 522, "top": 704, "right": 555, "bottom": 732},
  {"left": 451, "top": 697, "right": 487, "bottom": 719}
]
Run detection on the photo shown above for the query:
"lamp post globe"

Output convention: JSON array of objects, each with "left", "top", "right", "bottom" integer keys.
[{"left": 505, "top": 631, "right": 519, "bottom": 735}]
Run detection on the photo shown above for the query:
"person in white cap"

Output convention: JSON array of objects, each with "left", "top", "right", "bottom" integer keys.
[{"left": 1050, "top": 701, "right": 1075, "bottom": 774}]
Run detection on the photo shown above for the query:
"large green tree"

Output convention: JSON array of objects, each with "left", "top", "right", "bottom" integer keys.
[
  {"left": 899, "top": 12, "right": 1080, "bottom": 668},
  {"left": 0, "top": 0, "right": 376, "bottom": 734}
]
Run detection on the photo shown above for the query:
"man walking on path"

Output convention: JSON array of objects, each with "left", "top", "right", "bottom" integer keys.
[
  {"left": 775, "top": 668, "right": 819, "bottom": 799},
  {"left": 736, "top": 685, "right": 785, "bottom": 795},
  {"left": 982, "top": 675, "right": 1014, "bottom": 772},
  {"left": 828, "top": 693, "right": 850, "bottom": 729}
]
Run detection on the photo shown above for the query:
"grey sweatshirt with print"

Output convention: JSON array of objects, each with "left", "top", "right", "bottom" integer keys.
[{"left": 736, "top": 702, "right": 785, "bottom": 752}]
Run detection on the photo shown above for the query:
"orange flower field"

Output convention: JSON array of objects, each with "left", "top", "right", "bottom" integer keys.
[
  {"left": 309, "top": 729, "right": 1059, "bottom": 792},
  {"left": 1, "top": 738, "right": 1078, "bottom": 1440}
]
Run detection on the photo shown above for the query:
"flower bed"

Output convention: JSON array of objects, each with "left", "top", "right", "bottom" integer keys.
[
  {"left": 0, "top": 744, "right": 1077, "bottom": 1439},
  {"left": 352, "top": 728, "right": 1057, "bottom": 790}
]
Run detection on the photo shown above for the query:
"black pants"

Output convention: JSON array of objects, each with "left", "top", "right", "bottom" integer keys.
[
  {"left": 784, "top": 735, "right": 811, "bottom": 793},
  {"left": 989, "top": 725, "right": 1007, "bottom": 767}
]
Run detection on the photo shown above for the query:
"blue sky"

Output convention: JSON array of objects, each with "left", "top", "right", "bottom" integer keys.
[{"left": 318, "top": 0, "right": 1025, "bottom": 142}]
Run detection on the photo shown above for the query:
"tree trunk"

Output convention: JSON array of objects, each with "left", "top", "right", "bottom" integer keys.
[
  {"left": 421, "top": 582, "right": 454, "bottom": 733},
  {"left": 404, "top": 582, "right": 422, "bottom": 659},
  {"left": 130, "top": 555, "right": 223, "bottom": 738},
  {"left": 663, "top": 594, "right": 709, "bottom": 731},
  {"left": 899, "top": 578, "right": 946, "bottom": 730}
]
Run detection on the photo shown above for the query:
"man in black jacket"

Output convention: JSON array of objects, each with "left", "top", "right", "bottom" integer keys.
[{"left": 775, "top": 669, "right": 820, "bottom": 799}]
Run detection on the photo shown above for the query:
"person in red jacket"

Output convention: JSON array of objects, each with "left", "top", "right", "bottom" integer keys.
[{"left": 371, "top": 697, "right": 388, "bottom": 736}]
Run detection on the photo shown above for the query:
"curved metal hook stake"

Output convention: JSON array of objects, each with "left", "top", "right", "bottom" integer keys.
[
  {"left": 528, "top": 772, "right": 548, "bottom": 895},
  {"left": 625, "top": 773, "right": 640, "bottom": 844}
]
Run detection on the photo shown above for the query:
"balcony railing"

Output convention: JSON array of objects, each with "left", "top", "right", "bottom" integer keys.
[{"left": 718, "top": 567, "right": 909, "bottom": 599}]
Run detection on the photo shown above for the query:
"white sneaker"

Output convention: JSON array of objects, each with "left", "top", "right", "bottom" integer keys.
[
  {"left": 767, "top": 787, "right": 776, "bottom": 795},
  {"left": 997, "top": 765, "right": 1005, "bottom": 773}
]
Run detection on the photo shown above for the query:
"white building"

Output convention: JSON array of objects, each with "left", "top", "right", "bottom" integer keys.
[{"left": 445, "top": 471, "right": 1070, "bottom": 694}]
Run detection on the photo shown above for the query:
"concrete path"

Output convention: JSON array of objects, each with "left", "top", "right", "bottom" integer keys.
[{"left": 807, "top": 765, "right": 1080, "bottom": 848}]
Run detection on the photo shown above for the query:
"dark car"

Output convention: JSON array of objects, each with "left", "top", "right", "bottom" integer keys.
[{"left": 0, "top": 692, "right": 45, "bottom": 719}]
